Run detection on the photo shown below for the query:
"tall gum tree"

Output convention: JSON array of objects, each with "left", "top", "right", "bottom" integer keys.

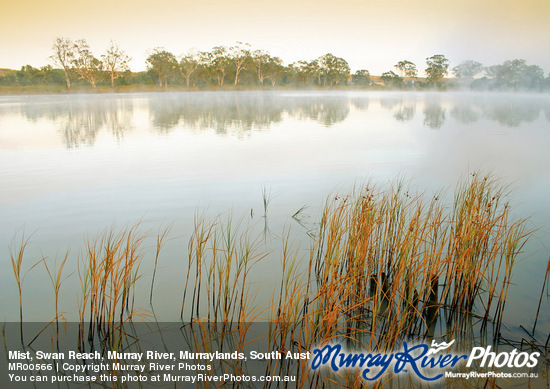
[
  {"left": 209, "top": 46, "right": 230, "bottom": 86},
  {"left": 425, "top": 54, "right": 450, "bottom": 87},
  {"left": 318, "top": 53, "right": 350, "bottom": 86},
  {"left": 72, "top": 39, "right": 102, "bottom": 88},
  {"left": 381, "top": 71, "right": 403, "bottom": 88},
  {"left": 395, "top": 60, "right": 418, "bottom": 85},
  {"left": 146, "top": 48, "right": 178, "bottom": 88},
  {"left": 50, "top": 37, "right": 75, "bottom": 88},
  {"left": 229, "top": 42, "right": 252, "bottom": 86},
  {"left": 289, "top": 61, "right": 314, "bottom": 86},
  {"left": 102, "top": 41, "right": 131, "bottom": 88},
  {"left": 179, "top": 50, "right": 202, "bottom": 87},
  {"left": 452, "top": 60, "right": 483, "bottom": 80},
  {"left": 486, "top": 59, "right": 544, "bottom": 90},
  {"left": 263, "top": 57, "right": 285, "bottom": 87},
  {"left": 352, "top": 70, "right": 370, "bottom": 86},
  {"left": 251, "top": 49, "right": 271, "bottom": 85}
]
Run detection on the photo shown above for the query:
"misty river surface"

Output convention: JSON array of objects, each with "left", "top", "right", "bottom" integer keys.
[{"left": 0, "top": 91, "right": 549, "bottom": 336}]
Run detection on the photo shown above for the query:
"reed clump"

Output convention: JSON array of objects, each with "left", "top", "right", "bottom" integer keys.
[
  {"left": 78, "top": 224, "right": 149, "bottom": 350},
  {"left": 183, "top": 213, "right": 269, "bottom": 324},
  {"left": 294, "top": 174, "right": 530, "bottom": 350},
  {"left": 9, "top": 232, "right": 43, "bottom": 346},
  {"left": 10, "top": 174, "right": 539, "bottom": 388},
  {"left": 260, "top": 174, "right": 534, "bottom": 387},
  {"left": 172, "top": 174, "right": 533, "bottom": 387}
]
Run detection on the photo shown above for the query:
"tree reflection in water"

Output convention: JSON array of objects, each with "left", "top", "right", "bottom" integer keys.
[
  {"left": 380, "top": 96, "right": 416, "bottom": 122},
  {"left": 9, "top": 92, "right": 550, "bottom": 147},
  {"left": 148, "top": 93, "right": 351, "bottom": 134},
  {"left": 17, "top": 95, "right": 133, "bottom": 148},
  {"left": 423, "top": 102, "right": 446, "bottom": 129}
]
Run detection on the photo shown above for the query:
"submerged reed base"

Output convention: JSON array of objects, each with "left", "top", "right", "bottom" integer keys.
[{"left": 9, "top": 174, "right": 548, "bottom": 388}]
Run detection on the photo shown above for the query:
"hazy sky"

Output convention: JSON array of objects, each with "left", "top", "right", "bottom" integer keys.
[{"left": 1, "top": 0, "right": 549, "bottom": 75}]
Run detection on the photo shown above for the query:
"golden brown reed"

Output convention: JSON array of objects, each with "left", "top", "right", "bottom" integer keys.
[
  {"left": 11, "top": 174, "right": 540, "bottom": 387},
  {"left": 77, "top": 223, "right": 149, "bottom": 350},
  {"left": 9, "top": 231, "right": 44, "bottom": 346},
  {"left": 265, "top": 174, "right": 533, "bottom": 387},
  {"left": 183, "top": 213, "right": 268, "bottom": 330}
]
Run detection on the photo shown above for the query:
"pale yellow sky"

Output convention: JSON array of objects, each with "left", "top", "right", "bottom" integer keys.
[{"left": 1, "top": 0, "right": 549, "bottom": 75}]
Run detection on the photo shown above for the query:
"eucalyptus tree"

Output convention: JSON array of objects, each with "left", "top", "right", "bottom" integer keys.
[
  {"left": 307, "top": 60, "right": 322, "bottom": 86},
  {"left": 352, "top": 70, "right": 370, "bottom": 86},
  {"left": 179, "top": 49, "right": 203, "bottom": 87},
  {"left": 250, "top": 49, "right": 282, "bottom": 86},
  {"left": 263, "top": 58, "right": 286, "bottom": 87},
  {"left": 289, "top": 61, "right": 316, "bottom": 86},
  {"left": 228, "top": 42, "right": 252, "bottom": 86},
  {"left": 381, "top": 71, "right": 403, "bottom": 88},
  {"left": 318, "top": 53, "right": 350, "bottom": 86},
  {"left": 209, "top": 46, "right": 231, "bottom": 86},
  {"left": 194, "top": 61, "right": 214, "bottom": 86},
  {"left": 72, "top": 39, "right": 102, "bottom": 88},
  {"left": 15, "top": 65, "right": 40, "bottom": 86},
  {"left": 146, "top": 48, "right": 178, "bottom": 87},
  {"left": 395, "top": 60, "right": 417, "bottom": 79},
  {"left": 425, "top": 54, "right": 450, "bottom": 86},
  {"left": 50, "top": 37, "right": 75, "bottom": 88},
  {"left": 452, "top": 60, "right": 483, "bottom": 80},
  {"left": 519, "top": 64, "right": 545, "bottom": 89},
  {"left": 250, "top": 49, "right": 269, "bottom": 85},
  {"left": 102, "top": 41, "right": 131, "bottom": 88},
  {"left": 486, "top": 59, "right": 544, "bottom": 90}
]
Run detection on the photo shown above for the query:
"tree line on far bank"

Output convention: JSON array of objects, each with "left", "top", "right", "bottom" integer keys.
[{"left": 0, "top": 38, "right": 549, "bottom": 91}]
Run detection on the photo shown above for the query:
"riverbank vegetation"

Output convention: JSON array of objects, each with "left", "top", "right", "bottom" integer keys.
[{"left": 1, "top": 38, "right": 549, "bottom": 93}]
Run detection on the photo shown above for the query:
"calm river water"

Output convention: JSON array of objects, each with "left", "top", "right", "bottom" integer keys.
[{"left": 1, "top": 91, "right": 549, "bottom": 337}]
